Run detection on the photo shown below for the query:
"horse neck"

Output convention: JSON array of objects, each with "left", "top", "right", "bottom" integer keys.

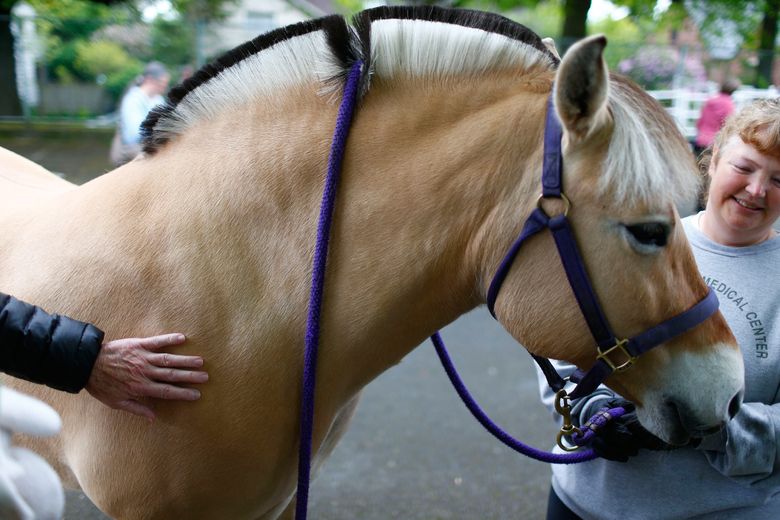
[
  {"left": 127, "top": 74, "right": 551, "bottom": 396},
  {"left": 311, "top": 74, "right": 551, "bottom": 393}
]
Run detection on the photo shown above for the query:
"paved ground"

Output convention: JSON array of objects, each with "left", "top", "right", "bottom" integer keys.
[
  {"left": 63, "top": 309, "right": 557, "bottom": 519},
  {"left": 0, "top": 127, "right": 113, "bottom": 185}
]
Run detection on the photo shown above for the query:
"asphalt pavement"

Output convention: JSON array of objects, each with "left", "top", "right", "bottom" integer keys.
[{"left": 65, "top": 308, "right": 558, "bottom": 519}]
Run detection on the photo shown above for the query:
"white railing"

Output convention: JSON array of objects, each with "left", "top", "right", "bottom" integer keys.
[{"left": 648, "top": 86, "right": 779, "bottom": 140}]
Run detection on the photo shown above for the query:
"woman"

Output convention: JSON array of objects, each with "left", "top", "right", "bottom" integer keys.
[{"left": 540, "top": 98, "right": 780, "bottom": 519}]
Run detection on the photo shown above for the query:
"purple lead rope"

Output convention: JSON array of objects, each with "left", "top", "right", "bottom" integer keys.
[
  {"left": 296, "top": 61, "right": 363, "bottom": 520},
  {"left": 431, "top": 332, "right": 602, "bottom": 463}
]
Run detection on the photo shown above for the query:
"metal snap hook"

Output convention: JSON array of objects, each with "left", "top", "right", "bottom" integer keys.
[{"left": 554, "top": 389, "right": 583, "bottom": 451}]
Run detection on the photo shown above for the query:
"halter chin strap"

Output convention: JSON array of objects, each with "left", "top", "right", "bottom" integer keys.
[{"left": 486, "top": 94, "right": 719, "bottom": 400}]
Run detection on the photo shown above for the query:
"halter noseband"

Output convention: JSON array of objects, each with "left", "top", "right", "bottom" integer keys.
[{"left": 485, "top": 94, "right": 719, "bottom": 402}]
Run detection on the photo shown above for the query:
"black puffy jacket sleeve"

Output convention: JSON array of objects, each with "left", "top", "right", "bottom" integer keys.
[{"left": 0, "top": 292, "right": 104, "bottom": 393}]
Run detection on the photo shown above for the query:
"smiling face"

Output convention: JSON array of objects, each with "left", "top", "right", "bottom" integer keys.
[{"left": 701, "top": 136, "right": 780, "bottom": 246}]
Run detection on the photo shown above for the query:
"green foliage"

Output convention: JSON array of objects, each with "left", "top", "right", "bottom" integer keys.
[
  {"left": 47, "top": 40, "right": 82, "bottom": 81},
  {"left": 171, "top": 0, "right": 239, "bottom": 20},
  {"left": 511, "top": 1, "right": 562, "bottom": 40},
  {"left": 25, "top": 0, "right": 197, "bottom": 104},
  {"left": 332, "top": 0, "right": 363, "bottom": 16},
  {"left": 150, "top": 17, "right": 195, "bottom": 66},
  {"left": 28, "top": 0, "right": 130, "bottom": 39},
  {"left": 74, "top": 39, "right": 142, "bottom": 98},
  {"left": 30, "top": 0, "right": 139, "bottom": 85},
  {"left": 590, "top": 13, "right": 642, "bottom": 70}
]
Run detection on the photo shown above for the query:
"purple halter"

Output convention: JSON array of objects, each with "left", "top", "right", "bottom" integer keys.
[{"left": 484, "top": 94, "right": 719, "bottom": 402}]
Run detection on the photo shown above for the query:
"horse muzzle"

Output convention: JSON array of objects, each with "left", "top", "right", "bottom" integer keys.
[{"left": 636, "top": 344, "right": 745, "bottom": 445}]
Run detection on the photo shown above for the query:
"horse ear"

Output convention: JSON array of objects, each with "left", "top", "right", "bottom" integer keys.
[
  {"left": 541, "top": 37, "right": 560, "bottom": 60},
  {"left": 554, "top": 35, "right": 609, "bottom": 140}
]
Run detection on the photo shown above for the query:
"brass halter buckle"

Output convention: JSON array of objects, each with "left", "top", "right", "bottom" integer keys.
[
  {"left": 596, "top": 338, "right": 636, "bottom": 372},
  {"left": 554, "top": 389, "right": 582, "bottom": 452}
]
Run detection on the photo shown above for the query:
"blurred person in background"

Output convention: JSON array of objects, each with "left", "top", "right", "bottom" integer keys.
[
  {"left": 694, "top": 78, "right": 740, "bottom": 157},
  {"left": 110, "top": 61, "right": 170, "bottom": 167}
]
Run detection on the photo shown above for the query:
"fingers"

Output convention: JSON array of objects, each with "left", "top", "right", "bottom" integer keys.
[
  {"left": 116, "top": 400, "right": 156, "bottom": 422},
  {"left": 140, "top": 383, "right": 201, "bottom": 401},
  {"left": 148, "top": 352, "right": 204, "bottom": 369},
  {"left": 148, "top": 366, "right": 209, "bottom": 384},
  {"left": 136, "top": 333, "right": 187, "bottom": 350}
]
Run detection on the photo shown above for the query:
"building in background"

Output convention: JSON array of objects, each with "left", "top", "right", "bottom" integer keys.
[{"left": 205, "top": 0, "right": 340, "bottom": 57}]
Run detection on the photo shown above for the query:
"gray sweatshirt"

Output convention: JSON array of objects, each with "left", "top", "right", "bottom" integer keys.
[{"left": 538, "top": 213, "right": 780, "bottom": 519}]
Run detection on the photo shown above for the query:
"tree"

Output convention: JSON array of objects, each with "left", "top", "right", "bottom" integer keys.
[
  {"left": 0, "top": 0, "right": 125, "bottom": 116},
  {"left": 0, "top": 0, "right": 238, "bottom": 117},
  {"left": 756, "top": 0, "right": 779, "bottom": 87},
  {"left": 560, "top": 0, "right": 591, "bottom": 52},
  {"left": 620, "top": 0, "right": 778, "bottom": 87}
]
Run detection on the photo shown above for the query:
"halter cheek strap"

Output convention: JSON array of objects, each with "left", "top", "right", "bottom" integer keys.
[{"left": 485, "top": 94, "right": 719, "bottom": 400}]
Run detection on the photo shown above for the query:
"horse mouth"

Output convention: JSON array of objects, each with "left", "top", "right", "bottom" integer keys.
[{"left": 666, "top": 400, "right": 727, "bottom": 445}]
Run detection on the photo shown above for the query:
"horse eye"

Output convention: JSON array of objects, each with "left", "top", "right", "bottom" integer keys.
[{"left": 625, "top": 222, "right": 669, "bottom": 247}]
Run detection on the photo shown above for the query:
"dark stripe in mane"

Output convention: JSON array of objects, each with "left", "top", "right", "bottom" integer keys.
[
  {"left": 141, "top": 16, "right": 352, "bottom": 153},
  {"left": 141, "top": 6, "right": 558, "bottom": 155}
]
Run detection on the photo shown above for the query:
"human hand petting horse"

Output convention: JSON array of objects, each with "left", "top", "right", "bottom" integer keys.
[
  {"left": 86, "top": 333, "right": 208, "bottom": 420},
  {"left": 0, "top": 293, "right": 207, "bottom": 421}
]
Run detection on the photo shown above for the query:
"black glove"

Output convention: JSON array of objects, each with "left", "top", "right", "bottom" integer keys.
[{"left": 588, "top": 398, "right": 674, "bottom": 462}]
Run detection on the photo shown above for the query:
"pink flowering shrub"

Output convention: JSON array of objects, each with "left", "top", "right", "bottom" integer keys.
[{"left": 618, "top": 46, "right": 707, "bottom": 90}]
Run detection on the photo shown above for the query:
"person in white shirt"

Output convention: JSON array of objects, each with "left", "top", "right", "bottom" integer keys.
[{"left": 110, "top": 61, "right": 170, "bottom": 166}]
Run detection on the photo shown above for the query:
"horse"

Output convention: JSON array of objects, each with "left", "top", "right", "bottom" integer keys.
[{"left": 0, "top": 6, "right": 744, "bottom": 519}]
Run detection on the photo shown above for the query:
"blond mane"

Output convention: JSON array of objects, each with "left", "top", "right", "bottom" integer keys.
[
  {"left": 141, "top": 7, "right": 695, "bottom": 210},
  {"left": 140, "top": 7, "right": 557, "bottom": 153}
]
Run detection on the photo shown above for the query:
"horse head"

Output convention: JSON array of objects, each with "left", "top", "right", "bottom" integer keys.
[{"left": 489, "top": 35, "right": 743, "bottom": 444}]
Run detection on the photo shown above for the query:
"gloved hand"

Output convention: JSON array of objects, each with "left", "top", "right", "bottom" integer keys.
[
  {"left": 588, "top": 398, "right": 674, "bottom": 462},
  {"left": 0, "top": 386, "right": 65, "bottom": 519}
]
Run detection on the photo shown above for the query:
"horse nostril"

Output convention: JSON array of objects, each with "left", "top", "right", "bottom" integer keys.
[{"left": 728, "top": 390, "right": 743, "bottom": 419}]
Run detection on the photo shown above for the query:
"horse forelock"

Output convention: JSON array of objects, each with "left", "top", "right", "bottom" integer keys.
[
  {"left": 602, "top": 76, "right": 699, "bottom": 210},
  {"left": 140, "top": 6, "right": 558, "bottom": 155}
]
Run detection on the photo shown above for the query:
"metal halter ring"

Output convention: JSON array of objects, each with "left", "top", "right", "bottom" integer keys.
[{"left": 536, "top": 192, "right": 571, "bottom": 218}]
